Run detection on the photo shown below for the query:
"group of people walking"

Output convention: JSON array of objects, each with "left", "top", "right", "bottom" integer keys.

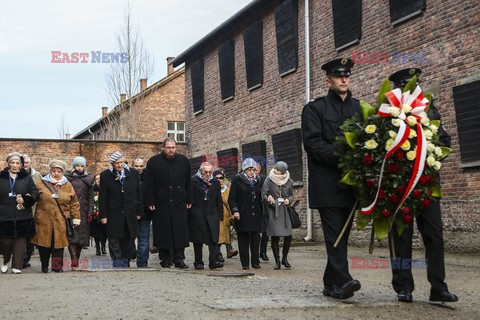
[{"left": 0, "top": 138, "right": 296, "bottom": 274}]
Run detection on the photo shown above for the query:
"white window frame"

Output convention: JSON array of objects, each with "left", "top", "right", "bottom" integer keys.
[{"left": 167, "top": 121, "right": 186, "bottom": 142}]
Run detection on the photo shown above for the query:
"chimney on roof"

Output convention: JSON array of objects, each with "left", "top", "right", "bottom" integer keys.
[
  {"left": 120, "top": 94, "right": 127, "bottom": 103},
  {"left": 102, "top": 106, "right": 108, "bottom": 117},
  {"left": 140, "top": 78, "right": 147, "bottom": 91},
  {"left": 167, "top": 57, "right": 175, "bottom": 75},
  {"left": 65, "top": 133, "right": 71, "bottom": 139}
]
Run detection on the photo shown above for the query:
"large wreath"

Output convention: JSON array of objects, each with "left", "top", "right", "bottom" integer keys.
[{"left": 334, "top": 76, "right": 451, "bottom": 242}]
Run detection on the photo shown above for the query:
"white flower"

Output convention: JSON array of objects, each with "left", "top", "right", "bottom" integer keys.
[
  {"left": 401, "top": 140, "right": 411, "bottom": 151},
  {"left": 94, "top": 195, "right": 98, "bottom": 201},
  {"left": 409, "top": 129, "right": 417, "bottom": 139},
  {"left": 435, "top": 147, "right": 443, "bottom": 157},
  {"left": 427, "top": 156, "right": 436, "bottom": 167},
  {"left": 433, "top": 161, "right": 442, "bottom": 171},
  {"left": 406, "top": 150, "right": 416, "bottom": 161},
  {"left": 390, "top": 107, "right": 401, "bottom": 117},
  {"left": 392, "top": 119, "right": 402, "bottom": 127},
  {"left": 429, "top": 124, "right": 439, "bottom": 134},
  {"left": 389, "top": 131, "right": 397, "bottom": 139},
  {"left": 424, "top": 129, "right": 433, "bottom": 140},
  {"left": 402, "top": 104, "right": 412, "bottom": 114},
  {"left": 420, "top": 117, "right": 430, "bottom": 126},
  {"left": 427, "top": 142, "right": 435, "bottom": 152},
  {"left": 365, "top": 125, "right": 377, "bottom": 134},
  {"left": 365, "top": 139, "right": 378, "bottom": 150},
  {"left": 407, "top": 115, "right": 418, "bottom": 126},
  {"left": 385, "top": 139, "right": 394, "bottom": 151}
]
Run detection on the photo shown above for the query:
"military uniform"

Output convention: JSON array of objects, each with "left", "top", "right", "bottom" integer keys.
[{"left": 301, "top": 58, "right": 361, "bottom": 299}]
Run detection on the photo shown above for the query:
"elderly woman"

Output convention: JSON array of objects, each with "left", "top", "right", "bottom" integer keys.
[
  {"left": 99, "top": 152, "right": 142, "bottom": 268},
  {"left": 0, "top": 152, "right": 39, "bottom": 274},
  {"left": 213, "top": 169, "right": 238, "bottom": 261},
  {"left": 65, "top": 156, "right": 94, "bottom": 268},
  {"left": 228, "top": 158, "right": 263, "bottom": 270},
  {"left": 32, "top": 160, "right": 80, "bottom": 273},
  {"left": 262, "top": 161, "right": 294, "bottom": 270},
  {"left": 90, "top": 174, "right": 107, "bottom": 255}
]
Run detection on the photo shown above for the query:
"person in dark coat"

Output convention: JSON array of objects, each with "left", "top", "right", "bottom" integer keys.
[
  {"left": 144, "top": 138, "right": 192, "bottom": 269},
  {"left": 65, "top": 156, "right": 94, "bottom": 268},
  {"left": 99, "top": 152, "right": 143, "bottom": 268},
  {"left": 0, "top": 152, "right": 39, "bottom": 274},
  {"left": 256, "top": 164, "right": 269, "bottom": 262},
  {"left": 189, "top": 162, "right": 223, "bottom": 270},
  {"left": 228, "top": 158, "right": 263, "bottom": 270},
  {"left": 387, "top": 68, "right": 458, "bottom": 304},
  {"left": 301, "top": 58, "right": 361, "bottom": 299},
  {"left": 132, "top": 158, "right": 152, "bottom": 268},
  {"left": 90, "top": 174, "right": 107, "bottom": 255}
]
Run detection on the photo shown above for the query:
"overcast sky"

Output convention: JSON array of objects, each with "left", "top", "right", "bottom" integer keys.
[{"left": 0, "top": 0, "right": 252, "bottom": 139}]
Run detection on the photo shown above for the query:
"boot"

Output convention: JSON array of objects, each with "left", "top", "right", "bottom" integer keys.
[
  {"left": 101, "top": 238, "right": 107, "bottom": 255},
  {"left": 95, "top": 237, "right": 101, "bottom": 256},
  {"left": 282, "top": 236, "right": 292, "bottom": 269},
  {"left": 68, "top": 245, "right": 78, "bottom": 269},
  {"left": 271, "top": 237, "right": 281, "bottom": 270}
]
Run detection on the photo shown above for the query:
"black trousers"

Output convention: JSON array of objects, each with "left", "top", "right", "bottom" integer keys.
[
  {"left": 108, "top": 222, "right": 131, "bottom": 268},
  {"left": 23, "top": 238, "right": 34, "bottom": 265},
  {"left": 193, "top": 243, "right": 219, "bottom": 265},
  {"left": 158, "top": 248, "right": 185, "bottom": 263},
  {"left": 260, "top": 232, "right": 269, "bottom": 256},
  {"left": 37, "top": 233, "right": 64, "bottom": 271},
  {"left": 237, "top": 232, "right": 260, "bottom": 268},
  {"left": 389, "top": 198, "right": 447, "bottom": 293},
  {"left": 319, "top": 207, "right": 354, "bottom": 289}
]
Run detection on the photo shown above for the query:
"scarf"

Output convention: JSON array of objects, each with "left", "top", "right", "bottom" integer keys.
[
  {"left": 268, "top": 169, "right": 290, "bottom": 186},
  {"left": 42, "top": 174, "right": 68, "bottom": 186},
  {"left": 196, "top": 170, "right": 213, "bottom": 193},
  {"left": 241, "top": 172, "right": 257, "bottom": 185}
]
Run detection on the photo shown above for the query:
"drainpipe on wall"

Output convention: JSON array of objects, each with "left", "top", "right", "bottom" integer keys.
[
  {"left": 88, "top": 128, "right": 95, "bottom": 140},
  {"left": 303, "top": 0, "right": 313, "bottom": 242}
]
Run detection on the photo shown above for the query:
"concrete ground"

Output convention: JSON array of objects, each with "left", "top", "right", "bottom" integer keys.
[{"left": 2, "top": 242, "right": 479, "bottom": 319}]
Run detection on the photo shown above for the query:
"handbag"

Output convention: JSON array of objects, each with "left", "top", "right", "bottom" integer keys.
[
  {"left": 287, "top": 200, "right": 301, "bottom": 229},
  {"left": 42, "top": 181, "right": 75, "bottom": 237}
]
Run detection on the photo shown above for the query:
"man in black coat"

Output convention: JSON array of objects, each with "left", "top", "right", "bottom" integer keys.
[
  {"left": 144, "top": 138, "right": 193, "bottom": 269},
  {"left": 189, "top": 162, "right": 223, "bottom": 270},
  {"left": 387, "top": 68, "right": 458, "bottom": 303},
  {"left": 99, "top": 152, "right": 143, "bottom": 268},
  {"left": 301, "top": 58, "right": 361, "bottom": 299}
]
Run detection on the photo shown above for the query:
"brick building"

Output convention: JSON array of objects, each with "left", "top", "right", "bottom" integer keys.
[
  {"left": 172, "top": 0, "right": 480, "bottom": 251},
  {"left": 74, "top": 58, "right": 186, "bottom": 143}
]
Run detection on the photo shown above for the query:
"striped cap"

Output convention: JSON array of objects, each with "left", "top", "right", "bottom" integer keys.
[{"left": 109, "top": 151, "right": 124, "bottom": 163}]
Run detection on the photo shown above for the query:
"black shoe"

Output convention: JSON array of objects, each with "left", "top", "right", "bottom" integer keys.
[
  {"left": 96, "top": 247, "right": 101, "bottom": 256},
  {"left": 252, "top": 264, "right": 261, "bottom": 269},
  {"left": 160, "top": 261, "right": 171, "bottom": 268},
  {"left": 209, "top": 260, "right": 224, "bottom": 270},
  {"left": 323, "top": 287, "right": 333, "bottom": 297},
  {"left": 194, "top": 263, "right": 204, "bottom": 270},
  {"left": 41, "top": 265, "right": 49, "bottom": 273},
  {"left": 274, "top": 259, "right": 281, "bottom": 270},
  {"left": 331, "top": 280, "right": 361, "bottom": 300},
  {"left": 397, "top": 290, "right": 413, "bottom": 303},
  {"left": 217, "top": 253, "right": 225, "bottom": 263},
  {"left": 429, "top": 289, "right": 458, "bottom": 302},
  {"left": 242, "top": 266, "right": 249, "bottom": 270},
  {"left": 52, "top": 269, "right": 63, "bottom": 273},
  {"left": 174, "top": 261, "right": 189, "bottom": 269},
  {"left": 260, "top": 253, "right": 269, "bottom": 261},
  {"left": 22, "top": 262, "right": 31, "bottom": 269},
  {"left": 282, "top": 257, "right": 291, "bottom": 269},
  {"left": 101, "top": 247, "right": 107, "bottom": 255}
]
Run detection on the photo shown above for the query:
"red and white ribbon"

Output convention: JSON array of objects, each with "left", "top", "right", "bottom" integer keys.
[{"left": 360, "top": 86, "right": 429, "bottom": 218}]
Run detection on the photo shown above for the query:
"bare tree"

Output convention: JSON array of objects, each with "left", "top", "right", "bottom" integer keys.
[
  {"left": 57, "top": 113, "right": 69, "bottom": 139},
  {"left": 102, "top": 2, "right": 155, "bottom": 140}
]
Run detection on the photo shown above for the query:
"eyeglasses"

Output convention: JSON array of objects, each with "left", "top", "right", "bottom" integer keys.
[
  {"left": 216, "top": 176, "right": 224, "bottom": 180},
  {"left": 245, "top": 168, "right": 255, "bottom": 172}
]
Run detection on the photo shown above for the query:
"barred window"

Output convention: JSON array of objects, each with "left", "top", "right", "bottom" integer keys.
[{"left": 167, "top": 121, "right": 185, "bottom": 143}]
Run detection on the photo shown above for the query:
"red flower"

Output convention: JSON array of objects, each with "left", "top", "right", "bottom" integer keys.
[
  {"left": 413, "top": 190, "right": 422, "bottom": 199},
  {"left": 378, "top": 189, "right": 385, "bottom": 200},
  {"left": 387, "top": 164, "right": 396, "bottom": 173},
  {"left": 402, "top": 207, "right": 411, "bottom": 216},
  {"left": 381, "top": 209, "right": 390, "bottom": 217},
  {"left": 419, "top": 176, "right": 428, "bottom": 185},
  {"left": 403, "top": 214, "right": 413, "bottom": 224},
  {"left": 422, "top": 198, "right": 432, "bottom": 208},
  {"left": 428, "top": 189, "right": 433, "bottom": 196},
  {"left": 397, "top": 185, "right": 406, "bottom": 194},
  {"left": 362, "top": 154, "right": 373, "bottom": 165},
  {"left": 366, "top": 179, "right": 376, "bottom": 188},
  {"left": 425, "top": 176, "right": 433, "bottom": 183},
  {"left": 395, "top": 150, "right": 404, "bottom": 160},
  {"left": 394, "top": 164, "right": 402, "bottom": 172},
  {"left": 388, "top": 194, "right": 399, "bottom": 203}
]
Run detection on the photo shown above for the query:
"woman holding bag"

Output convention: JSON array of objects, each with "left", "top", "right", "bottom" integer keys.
[
  {"left": 32, "top": 160, "right": 80, "bottom": 273},
  {"left": 261, "top": 161, "right": 294, "bottom": 270}
]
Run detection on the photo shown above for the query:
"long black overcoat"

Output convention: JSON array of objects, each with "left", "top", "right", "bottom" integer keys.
[{"left": 228, "top": 173, "right": 263, "bottom": 233}]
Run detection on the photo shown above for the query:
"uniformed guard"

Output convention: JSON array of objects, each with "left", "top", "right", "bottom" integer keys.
[
  {"left": 301, "top": 58, "right": 361, "bottom": 299},
  {"left": 388, "top": 68, "right": 458, "bottom": 304}
]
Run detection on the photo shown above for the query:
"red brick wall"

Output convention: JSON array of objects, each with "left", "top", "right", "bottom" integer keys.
[
  {"left": 183, "top": 0, "right": 480, "bottom": 246},
  {"left": 0, "top": 139, "right": 186, "bottom": 175}
]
